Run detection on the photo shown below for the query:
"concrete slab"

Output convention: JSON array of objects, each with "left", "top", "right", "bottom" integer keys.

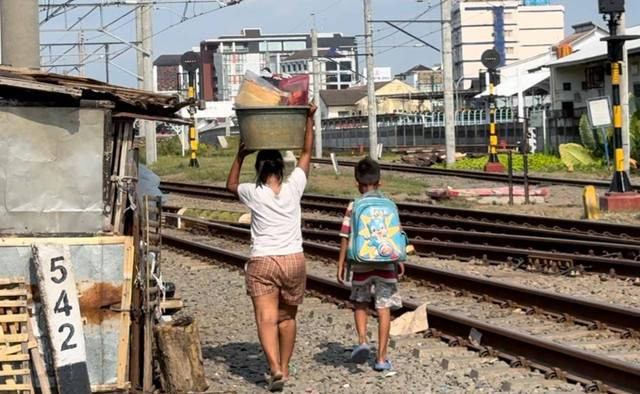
[{"left": 600, "top": 192, "right": 640, "bottom": 211}]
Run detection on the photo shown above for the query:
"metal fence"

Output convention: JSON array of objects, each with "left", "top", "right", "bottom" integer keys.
[{"left": 322, "top": 109, "right": 580, "bottom": 153}]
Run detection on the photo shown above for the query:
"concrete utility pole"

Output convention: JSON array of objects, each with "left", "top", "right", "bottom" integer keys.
[
  {"left": 364, "top": 0, "right": 378, "bottom": 159},
  {"left": 441, "top": 0, "right": 456, "bottom": 166},
  {"left": 136, "top": 1, "right": 157, "bottom": 164},
  {"left": 78, "top": 30, "right": 86, "bottom": 76},
  {"left": 619, "top": 12, "right": 631, "bottom": 172},
  {"left": 0, "top": 0, "right": 40, "bottom": 68},
  {"left": 311, "top": 28, "right": 323, "bottom": 158}
]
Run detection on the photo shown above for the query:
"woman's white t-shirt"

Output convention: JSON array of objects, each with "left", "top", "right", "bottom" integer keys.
[{"left": 237, "top": 167, "right": 307, "bottom": 257}]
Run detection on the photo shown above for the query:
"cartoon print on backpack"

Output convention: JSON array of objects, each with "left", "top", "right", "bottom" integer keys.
[
  {"left": 359, "top": 208, "right": 401, "bottom": 260},
  {"left": 347, "top": 193, "right": 408, "bottom": 265}
]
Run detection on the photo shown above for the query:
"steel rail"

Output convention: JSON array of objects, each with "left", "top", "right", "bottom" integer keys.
[
  {"left": 163, "top": 233, "right": 640, "bottom": 393},
  {"left": 310, "top": 158, "right": 640, "bottom": 192},
  {"left": 170, "top": 211, "right": 640, "bottom": 262},
  {"left": 165, "top": 213, "right": 640, "bottom": 277},
  {"left": 159, "top": 181, "right": 640, "bottom": 240},
  {"left": 298, "top": 199, "right": 640, "bottom": 243},
  {"left": 297, "top": 217, "right": 640, "bottom": 259},
  {"left": 164, "top": 213, "right": 640, "bottom": 329}
]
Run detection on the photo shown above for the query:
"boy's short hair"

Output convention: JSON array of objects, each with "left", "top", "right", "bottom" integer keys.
[{"left": 355, "top": 157, "right": 380, "bottom": 185}]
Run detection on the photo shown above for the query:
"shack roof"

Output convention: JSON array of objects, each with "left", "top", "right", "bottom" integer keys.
[{"left": 0, "top": 66, "right": 186, "bottom": 119}]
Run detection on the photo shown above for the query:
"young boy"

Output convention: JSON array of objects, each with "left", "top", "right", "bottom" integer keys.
[{"left": 336, "top": 157, "right": 405, "bottom": 371}]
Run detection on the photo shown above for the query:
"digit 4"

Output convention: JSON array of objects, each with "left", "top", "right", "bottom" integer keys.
[{"left": 54, "top": 290, "right": 73, "bottom": 317}]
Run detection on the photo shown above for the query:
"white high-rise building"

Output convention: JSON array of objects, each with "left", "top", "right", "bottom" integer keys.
[{"left": 453, "top": 0, "right": 565, "bottom": 89}]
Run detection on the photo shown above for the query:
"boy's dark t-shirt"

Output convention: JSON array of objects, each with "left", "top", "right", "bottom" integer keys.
[{"left": 339, "top": 191, "right": 399, "bottom": 286}]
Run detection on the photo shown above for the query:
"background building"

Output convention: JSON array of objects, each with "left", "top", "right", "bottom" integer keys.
[
  {"left": 280, "top": 48, "right": 358, "bottom": 91},
  {"left": 453, "top": 0, "right": 564, "bottom": 89},
  {"left": 362, "top": 67, "right": 393, "bottom": 83},
  {"left": 395, "top": 64, "right": 443, "bottom": 93},
  {"left": 548, "top": 25, "right": 640, "bottom": 120},
  {"left": 153, "top": 54, "right": 182, "bottom": 95},
  {"left": 199, "top": 28, "right": 357, "bottom": 101},
  {"left": 319, "top": 79, "right": 430, "bottom": 119}
]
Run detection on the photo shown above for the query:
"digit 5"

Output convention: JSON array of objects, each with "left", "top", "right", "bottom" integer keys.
[{"left": 50, "top": 256, "right": 67, "bottom": 284}]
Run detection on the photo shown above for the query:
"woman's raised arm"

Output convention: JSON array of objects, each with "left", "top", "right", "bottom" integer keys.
[{"left": 297, "top": 102, "right": 317, "bottom": 176}]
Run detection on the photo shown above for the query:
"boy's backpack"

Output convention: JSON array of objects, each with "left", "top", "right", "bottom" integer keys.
[{"left": 347, "top": 191, "right": 408, "bottom": 265}]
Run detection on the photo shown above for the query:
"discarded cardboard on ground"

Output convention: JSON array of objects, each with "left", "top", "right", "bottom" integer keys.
[{"left": 390, "top": 302, "right": 428, "bottom": 337}]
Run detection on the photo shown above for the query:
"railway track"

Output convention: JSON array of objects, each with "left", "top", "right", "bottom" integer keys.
[
  {"left": 310, "top": 157, "right": 640, "bottom": 192},
  {"left": 165, "top": 214, "right": 640, "bottom": 331},
  {"left": 166, "top": 213, "right": 640, "bottom": 277},
  {"left": 159, "top": 181, "right": 640, "bottom": 241},
  {"left": 162, "top": 230, "right": 640, "bottom": 393}
]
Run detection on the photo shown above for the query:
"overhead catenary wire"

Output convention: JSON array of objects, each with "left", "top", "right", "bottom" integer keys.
[
  {"left": 372, "top": 0, "right": 443, "bottom": 44},
  {"left": 42, "top": 0, "right": 240, "bottom": 75},
  {"left": 372, "top": 0, "right": 496, "bottom": 57},
  {"left": 285, "top": 0, "right": 345, "bottom": 34}
]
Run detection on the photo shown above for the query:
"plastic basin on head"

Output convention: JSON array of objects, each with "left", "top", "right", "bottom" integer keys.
[{"left": 235, "top": 106, "right": 309, "bottom": 150}]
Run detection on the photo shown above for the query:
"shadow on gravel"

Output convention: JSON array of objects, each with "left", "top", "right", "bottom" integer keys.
[
  {"left": 202, "top": 342, "right": 267, "bottom": 386},
  {"left": 313, "top": 342, "right": 370, "bottom": 373}
]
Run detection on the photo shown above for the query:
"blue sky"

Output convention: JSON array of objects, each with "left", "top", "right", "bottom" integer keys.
[{"left": 41, "top": 0, "right": 640, "bottom": 87}]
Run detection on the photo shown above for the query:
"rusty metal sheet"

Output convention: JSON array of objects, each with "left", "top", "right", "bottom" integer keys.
[
  {"left": 0, "top": 106, "right": 107, "bottom": 235},
  {"left": 0, "top": 236, "right": 133, "bottom": 390}
]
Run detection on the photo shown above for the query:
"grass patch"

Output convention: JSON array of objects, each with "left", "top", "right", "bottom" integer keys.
[
  {"left": 149, "top": 155, "right": 255, "bottom": 183},
  {"left": 183, "top": 208, "right": 245, "bottom": 222},
  {"left": 151, "top": 149, "right": 429, "bottom": 198},
  {"left": 305, "top": 167, "right": 428, "bottom": 198},
  {"left": 436, "top": 153, "right": 609, "bottom": 174}
]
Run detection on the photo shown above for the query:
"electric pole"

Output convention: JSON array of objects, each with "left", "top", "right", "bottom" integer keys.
[
  {"left": 619, "top": 12, "right": 631, "bottom": 172},
  {"left": 441, "top": 0, "right": 456, "bottom": 166},
  {"left": 78, "top": 30, "right": 86, "bottom": 76},
  {"left": 311, "top": 27, "right": 322, "bottom": 158},
  {"left": 364, "top": 0, "right": 378, "bottom": 159},
  {"left": 0, "top": 0, "right": 39, "bottom": 68},
  {"left": 137, "top": 1, "right": 157, "bottom": 164}
]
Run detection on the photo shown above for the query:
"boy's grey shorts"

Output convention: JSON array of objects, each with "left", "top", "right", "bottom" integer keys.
[{"left": 350, "top": 278, "right": 402, "bottom": 310}]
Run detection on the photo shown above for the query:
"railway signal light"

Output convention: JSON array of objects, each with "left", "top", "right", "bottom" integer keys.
[
  {"left": 181, "top": 51, "right": 201, "bottom": 168},
  {"left": 481, "top": 49, "right": 505, "bottom": 173},
  {"left": 599, "top": 0, "right": 624, "bottom": 14}
]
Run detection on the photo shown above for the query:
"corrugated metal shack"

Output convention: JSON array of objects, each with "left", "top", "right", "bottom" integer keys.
[{"left": 0, "top": 66, "right": 186, "bottom": 392}]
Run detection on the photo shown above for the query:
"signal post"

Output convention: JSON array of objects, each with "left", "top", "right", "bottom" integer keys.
[
  {"left": 482, "top": 49, "right": 505, "bottom": 173},
  {"left": 181, "top": 51, "right": 200, "bottom": 168},
  {"left": 599, "top": 0, "right": 640, "bottom": 210}
]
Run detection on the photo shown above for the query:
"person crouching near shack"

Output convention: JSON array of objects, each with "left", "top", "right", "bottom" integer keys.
[{"left": 226, "top": 103, "right": 316, "bottom": 392}]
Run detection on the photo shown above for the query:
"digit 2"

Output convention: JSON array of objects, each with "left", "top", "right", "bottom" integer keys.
[{"left": 58, "top": 323, "right": 77, "bottom": 351}]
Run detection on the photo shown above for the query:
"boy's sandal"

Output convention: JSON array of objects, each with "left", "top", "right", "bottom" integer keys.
[
  {"left": 350, "top": 343, "right": 371, "bottom": 364},
  {"left": 373, "top": 359, "right": 392, "bottom": 371},
  {"left": 266, "top": 372, "right": 285, "bottom": 392}
]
